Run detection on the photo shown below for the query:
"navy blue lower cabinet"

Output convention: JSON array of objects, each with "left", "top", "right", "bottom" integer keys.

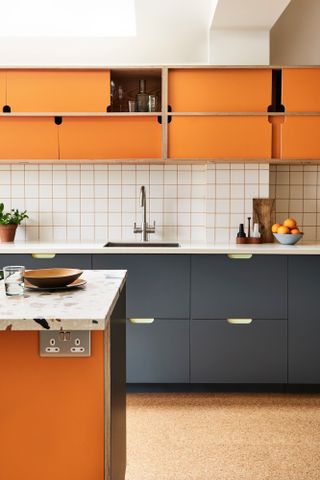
[
  {"left": 190, "top": 319, "right": 287, "bottom": 383},
  {"left": 0, "top": 254, "right": 92, "bottom": 270},
  {"left": 288, "top": 256, "right": 320, "bottom": 383},
  {"left": 126, "top": 318, "right": 189, "bottom": 383},
  {"left": 92, "top": 254, "right": 190, "bottom": 319},
  {"left": 191, "top": 254, "right": 287, "bottom": 319}
]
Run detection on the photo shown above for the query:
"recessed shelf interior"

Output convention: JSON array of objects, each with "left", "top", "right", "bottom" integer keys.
[{"left": 109, "top": 68, "right": 162, "bottom": 113}]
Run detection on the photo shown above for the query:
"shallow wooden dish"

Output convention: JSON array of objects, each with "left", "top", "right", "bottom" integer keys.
[{"left": 24, "top": 268, "right": 83, "bottom": 288}]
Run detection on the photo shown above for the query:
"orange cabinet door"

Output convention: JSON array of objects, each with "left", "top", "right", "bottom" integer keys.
[
  {"left": 168, "top": 69, "right": 272, "bottom": 112},
  {"left": 168, "top": 116, "right": 271, "bottom": 160},
  {"left": 283, "top": 68, "right": 320, "bottom": 112},
  {"left": 0, "top": 117, "right": 59, "bottom": 160},
  {"left": 0, "top": 71, "right": 6, "bottom": 108},
  {"left": 59, "top": 117, "right": 162, "bottom": 160},
  {"left": 7, "top": 69, "right": 110, "bottom": 112},
  {"left": 282, "top": 116, "right": 320, "bottom": 160}
]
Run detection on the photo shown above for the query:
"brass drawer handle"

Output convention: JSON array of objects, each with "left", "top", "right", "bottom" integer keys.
[
  {"left": 227, "top": 318, "right": 253, "bottom": 325},
  {"left": 129, "top": 318, "right": 155, "bottom": 324},
  {"left": 227, "top": 254, "right": 253, "bottom": 260},
  {"left": 31, "top": 254, "right": 56, "bottom": 259}
]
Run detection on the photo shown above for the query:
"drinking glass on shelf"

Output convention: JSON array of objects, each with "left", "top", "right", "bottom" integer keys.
[
  {"left": 148, "top": 95, "right": 158, "bottom": 112},
  {"left": 3, "top": 266, "right": 25, "bottom": 296},
  {"left": 128, "top": 100, "right": 137, "bottom": 112}
]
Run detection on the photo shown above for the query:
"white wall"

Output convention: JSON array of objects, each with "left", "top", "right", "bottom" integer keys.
[
  {"left": 209, "top": 29, "right": 269, "bottom": 65},
  {"left": 0, "top": 0, "right": 213, "bottom": 66},
  {"left": 270, "top": 0, "right": 320, "bottom": 65}
]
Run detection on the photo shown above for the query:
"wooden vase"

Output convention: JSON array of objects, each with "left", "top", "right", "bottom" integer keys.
[{"left": 0, "top": 224, "right": 18, "bottom": 243}]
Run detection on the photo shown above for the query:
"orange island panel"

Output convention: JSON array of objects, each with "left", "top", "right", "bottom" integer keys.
[{"left": 0, "top": 331, "right": 105, "bottom": 480}]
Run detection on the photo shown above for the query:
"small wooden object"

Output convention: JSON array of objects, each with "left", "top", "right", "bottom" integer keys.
[
  {"left": 253, "top": 198, "right": 275, "bottom": 243},
  {"left": 236, "top": 237, "right": 262, "bottom": 244}
]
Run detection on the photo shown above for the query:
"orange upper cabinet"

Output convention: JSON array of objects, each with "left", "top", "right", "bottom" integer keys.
[
  {"left": 282, "top": 117, "right": 320, "bottom": 160},
  {"left": 6, "top": 69, "right": 110, "bottom": 112},
  {"left": 168, "top": 116, "right": 271, "bottom": 160},
  {"left": 168, "top": 68, "right": 272, "bottom": 112},
  {"left": 0, "top": 71, "right": 6, "bottom": 108},
  {"left": 0, "top": 117, "right": 58, "bottom": 160},
  {"left": 59, "top": 117, "right": 162, "bottom": 160},
  {"left": 282, "top": 68, "right": 320, "bottom": 111}
]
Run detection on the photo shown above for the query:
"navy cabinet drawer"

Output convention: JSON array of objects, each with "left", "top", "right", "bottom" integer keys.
[
  {"left": 191, "top": 255, "right": 287, "bottom": 319},
  {"left": 191, "top": 319, "right": 287, "bottom": 383},
  {"left": 92, "top": 254, "right": 190, "bottom": 318},
  {"left": 126, "top": 319, "right": 189, "bottom": 383},
  {"left": 288, "top": 256, "right": 320, "bottom": 383},
  {"left": 0, "top": 254, "right": 91, "bottom": 270}
]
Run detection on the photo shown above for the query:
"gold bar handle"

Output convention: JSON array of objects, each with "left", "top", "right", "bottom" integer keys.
[
  {"left": 227, "top": 254, "right": 253, "bottom": 260},
  {"left": 129, "top": 318, "right": 155, "bottom": 324},
  {"left": 227, "top": 318, "right": 253, "bottom": 325},
  {"left": 31, "top": 254, "right": 56, "bottom": 259}
]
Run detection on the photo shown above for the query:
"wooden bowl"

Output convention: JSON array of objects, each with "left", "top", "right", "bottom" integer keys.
[{"left": 24, "top": 268, "right": 83, "bottom": 288}]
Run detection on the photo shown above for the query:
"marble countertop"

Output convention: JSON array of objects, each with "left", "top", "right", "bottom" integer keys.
[
  {"left": 0, "top": 270, "right": 127, "bottom": 331},
  {"left": 1, "top": 240, "right": 320, "bottom": 254}
]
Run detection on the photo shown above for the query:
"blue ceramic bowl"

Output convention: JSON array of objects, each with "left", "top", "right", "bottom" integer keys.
[{"left": 273, "top": 233, "right": 304, "bottom": 245}]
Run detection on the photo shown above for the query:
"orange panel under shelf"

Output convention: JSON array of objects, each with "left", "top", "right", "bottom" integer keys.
[
  {"left": 0, "top": 71, "right": 6, "bottom": 108},
  {"left": 7, "top": 69, "right": 110, "bottom": 112},
  {"left": 282, "top": 116, "right": 320, "bottom": 160},
  {"left": 0, "top": 331, "right": 104, "bottom": 480},
  {"left": 168, "top": 116, "right": 271, "bottom": 160},
  {"left": 59, "top": 116, "right": 162, "bottom": 160},
  {"left": 168, "top": 69, "right": 272, "bottom": 112},
  {"left": 283, "top": 68, "right": 320, "bottom": 112},
  {"left": 0, "top": 117, "right": 59, "bottom": 160}
]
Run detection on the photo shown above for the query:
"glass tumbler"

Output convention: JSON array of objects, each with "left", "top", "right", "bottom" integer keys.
[
  {"left": 3, "top": 266, "right": 25, "bottom": 296},
  {"left": 128, "top": 100, "right": 137, "bottom": 112},
  {"left": 148, "top": 95, "right": 158, "bottom": 112}
]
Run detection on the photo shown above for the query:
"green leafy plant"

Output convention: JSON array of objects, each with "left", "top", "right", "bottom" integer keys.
[{"left": 0, "top": 203, "right": 28, "bottom": 225}]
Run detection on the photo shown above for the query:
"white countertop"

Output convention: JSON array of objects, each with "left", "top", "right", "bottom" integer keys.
[
  {"left": 0, "top": 270, "right": 127, "bottom": 331},
  {"left": 1, "top": 240, "right": 320, "bottom": 254}
]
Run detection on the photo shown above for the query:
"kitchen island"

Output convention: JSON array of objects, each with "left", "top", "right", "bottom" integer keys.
[{"left": 0, "top": 269, "right": 127, "bottom": 480}]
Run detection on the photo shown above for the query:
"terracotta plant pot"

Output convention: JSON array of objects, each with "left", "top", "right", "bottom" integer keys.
[{"left": 0, "top": 224, "right": 18, "bottom": 243}]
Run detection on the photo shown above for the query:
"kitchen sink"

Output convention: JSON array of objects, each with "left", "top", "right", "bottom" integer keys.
[{"left": 104, "top": 241, "right": 180, "bottom": 248}]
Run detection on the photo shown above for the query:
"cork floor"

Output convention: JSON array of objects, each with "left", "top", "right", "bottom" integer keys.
[{"left": 126, "top": 393, "right": 320, "bottom": 480}]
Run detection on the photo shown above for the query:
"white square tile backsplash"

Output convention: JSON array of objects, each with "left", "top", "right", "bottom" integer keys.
[
  {"left": 0, "top": 163, "right": 269, "bottom": 243},
  {"left": 270, "top": 164, "right": 320, "bottom": 242}
]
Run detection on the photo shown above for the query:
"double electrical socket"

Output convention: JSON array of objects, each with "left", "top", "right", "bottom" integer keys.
[{"left": 39, "top": 330, "right": 91, "bottom": 357}]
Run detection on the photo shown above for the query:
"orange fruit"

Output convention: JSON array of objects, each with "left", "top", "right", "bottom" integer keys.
[
  {"left": 283, "top": 218, "right": 297, "bottom": 229},
  {"left": 272, "top": 223, "right": 281, "bottom": 233},
  {"left": 277, "top": 226, "right": 290, "bottom": 234},
  {"left": 290, "top": 228, "right": 301, "bottom": 234}
]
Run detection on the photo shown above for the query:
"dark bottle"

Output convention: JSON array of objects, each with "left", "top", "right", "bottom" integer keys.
[
  {"left": 136, "top": 79, "right": 148, "bottom": 112},
  {"left": 237, "top": 223, "right": 247, "bottom": 238}
]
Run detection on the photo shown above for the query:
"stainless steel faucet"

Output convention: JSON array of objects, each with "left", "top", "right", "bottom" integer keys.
[{"left": 134, "top": 186, "right": 156, "bottom": 241}]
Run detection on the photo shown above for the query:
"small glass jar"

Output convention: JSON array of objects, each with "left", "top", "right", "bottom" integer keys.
[{"left": 3, "top": 265, "right": 25, "bottom": 296}]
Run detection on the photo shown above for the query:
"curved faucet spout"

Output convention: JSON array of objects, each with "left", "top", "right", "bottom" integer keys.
[
  {"left": 140, "top": 185, "right": 146, "bottom": 207},
  {"left": 134, "top": 185, "right": 156, "bottom": 241}
]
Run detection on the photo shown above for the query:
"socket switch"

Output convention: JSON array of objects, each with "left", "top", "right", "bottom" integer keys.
[{"left": 39, "top": 330, "right": 91, "bottom": 357}]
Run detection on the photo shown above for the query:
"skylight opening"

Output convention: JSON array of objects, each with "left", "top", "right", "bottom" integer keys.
[{"left": 0, "top": 0, "right": 136, "bottom": 37}]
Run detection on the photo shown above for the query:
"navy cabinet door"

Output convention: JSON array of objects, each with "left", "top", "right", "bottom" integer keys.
[
  {"left": 92, "top": 254, "right": 190, "bottom": 318},
  {"left": 191, "top": 255, "right": 287, "bottom": 319},
  {"left": 0, "top": 254, "right": 91, "bottom": 269},
  {"left": 126, "top": 319, "right": 189, "bottom": 383},
  {"left": 288, "top": 256, "right": 320, "bottom": 383},
  {"left": 191, "top": 319, "right": 287, "bottom": 383}
]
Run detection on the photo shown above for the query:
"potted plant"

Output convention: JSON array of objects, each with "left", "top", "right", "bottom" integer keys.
[{"left": 0, "top": 203, "right": 28, "bottom": 243}]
